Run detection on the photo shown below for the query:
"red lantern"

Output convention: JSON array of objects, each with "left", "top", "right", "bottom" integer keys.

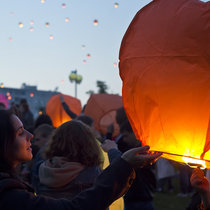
[
  {"left": 119, "top": 0, "right": 210, "bottom": 168},
  {"left": 84, "top": 94, "right": 122, "bottom": 137}
]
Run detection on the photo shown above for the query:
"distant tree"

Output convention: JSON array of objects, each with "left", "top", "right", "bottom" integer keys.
[
  {"left": 96, "top": 80, "right": 108, "bottom": 93},
  {"left": 86, "top": 90, "right": 95, "bottom": 95}
]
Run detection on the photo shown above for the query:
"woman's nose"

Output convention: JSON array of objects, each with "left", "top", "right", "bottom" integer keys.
[{"left": 26, "top": 130, "right": 34, "bottom": 141}]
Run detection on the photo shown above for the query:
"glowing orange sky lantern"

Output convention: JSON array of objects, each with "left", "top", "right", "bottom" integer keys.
[
  {"left": 46, "top": 94, "right": 82, "bottom": 128},
  {"left": 18, "top": 22, "right": 23, "bottom": 28},
  {"left": 119, "top": 0, "right": 210, "bottom": 168},
  {"left": 84, "top": 94, "right": 123, "bottom": 137},
  {"left": 93, "top": 19, "right": 98, "bottom": 26}
]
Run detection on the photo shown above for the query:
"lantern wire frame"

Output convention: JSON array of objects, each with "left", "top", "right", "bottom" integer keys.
[{"left": 150, "top": 150, "right": 210, "bottom": 169}]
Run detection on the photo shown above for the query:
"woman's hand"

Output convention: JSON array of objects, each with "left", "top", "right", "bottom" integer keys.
[
  {"left": 190, "top": 168, "right": 210, "bottom": 209},
  {"left": 190, "top": 168, "right": 210, "bottom": 194},
  {"left": 121, "top": 145, "right": 162, "bottom": 168}
]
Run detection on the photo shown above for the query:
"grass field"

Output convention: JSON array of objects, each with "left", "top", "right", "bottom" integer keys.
[
  {"left": 154, "top": 191, "right": 191, "bottom": 210},
  {"left": 153, "top": 175, "right": 193, "bottom": 210}
]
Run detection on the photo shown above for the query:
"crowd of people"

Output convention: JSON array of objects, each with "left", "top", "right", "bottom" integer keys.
[{"left": 0, "top": 98, "right": 210, "bottom": 210}]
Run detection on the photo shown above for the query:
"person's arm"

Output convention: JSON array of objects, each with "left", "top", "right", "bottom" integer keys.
[
  {"left": 60, "top": 96, "right": 77, "bottom": 119},
  {"left": 1, "top": 146, "right": 161, "bottom": 210},
  {"left": 101, "top": 139, "right": 122, "bottom": 163},
  {"left": 190, "top": 168, "right": 210, "bottom": 210},
  {"left": 106, "top": 123, "right": 114, "bottom": 139}
]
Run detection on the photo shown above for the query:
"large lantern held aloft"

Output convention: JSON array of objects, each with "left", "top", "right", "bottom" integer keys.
[
  {"left": 46, "top": 94, "right": 82, "bottom": 128},
  {"left": 119, "top": 0, "right": 210, "bottom": 168},
  {"left": 84, "top": 94, "right": 123, "bottom": 137}
]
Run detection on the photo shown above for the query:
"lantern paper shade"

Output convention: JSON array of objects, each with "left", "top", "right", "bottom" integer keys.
[
  {"left": 84, "top": 94, "right": 123, "bottom": 137},
  {"left": 0, "top": 94, "right": 9, "bottom": 108},
  {"left": 46, "top": 94, "right": 82, "bottom": 128},
  {"left": 119, "top": 0, "right": 210, "bottom": 168}
]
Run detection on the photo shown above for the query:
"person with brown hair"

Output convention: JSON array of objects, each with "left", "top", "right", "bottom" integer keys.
[
  {"left": 37, "top": 120, "right": 103, "bottom": 199},
  {"left": 0, "top": 109, "right": 161, "bottom": 210}
]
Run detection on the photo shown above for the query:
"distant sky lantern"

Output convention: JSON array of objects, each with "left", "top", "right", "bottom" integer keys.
[
  {"left": 18, "top": 22, "right": 23, "bottom": 28},
  {"left": 30, "top": 20, "right": 34, "bottom": 25},
  {"left": 29, "top": 27, "right": 34, "bottom": 32},
  {"left": 83, "top": 60, "right": 87, "bottom": 64},
  {"left": 62, "top": 3, "right": 66, "bottom": 8},
  {"left": 41, "top": 0, "right": 45, "bottom": 3},
  {"left": 86, "top": 53, "right": 91, "bottom": 58},
  {"left": 6, "top": 92, "right": 10, "bottom": 97},
  {"left": 84, "top": 94, "right": 123, "bottom": 137},
  {"left": 9, "top": 37, "right": 13, "bottom": 42},
  {"left": 0, "top": 83, "right": 4, "bottom": 88},
  {"left": 81, "top": 45, "right": 86, "bottom": 49},
  {"left": 114, "top": 3, "right": 119, "bottom": 8},
  {"left": 65, "top": 17, "right": 69, "bottom": 22},
  {"left": 45, "top": 22, "right": 50, "bottom": 27},
  {"left": 93, "top": 19, "right": 98, "bottom": 26},
  {"left": 30, "top": 93, "right": 34, "bottom": 97},
  {"left": 119, "top": 0, "right": 210, "bottom": 168},
  {"left": 46, "top": 93, "right": 82, "bottom": 127},
  {"left": 113, "top": 62, "right": 117, "bottom": 68},
  {"left": 8, "top": 96, "right": 12, "bottom": 100},
  {"left": 49, "top": 35, "right": 54, "bottom": 40}
]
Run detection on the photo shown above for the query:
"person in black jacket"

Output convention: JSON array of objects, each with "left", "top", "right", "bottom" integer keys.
[
  {"left": 102, "top": 139, "right": 156, "bottom": 210},
  {"left": 0, "top": 109, "right": 161, "bottom": 210}
]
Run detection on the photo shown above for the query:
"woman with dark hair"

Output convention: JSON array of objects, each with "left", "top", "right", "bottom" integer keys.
[
  {"left": 0, "top": 110, "right": 33, "bottom": 173},
  {"left": 0, "top": 109, "right": 161, "bottom": 210},
  {"left": 37, "top": 120, "right": 103, "bottom": 199}
]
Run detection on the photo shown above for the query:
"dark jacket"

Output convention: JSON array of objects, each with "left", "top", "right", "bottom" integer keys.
[
  {"left": 0, "top": 158, "right": 135, "bottom": 210},
  {"left": 108, "top": 149, "right": 156, "bottom": 202}
]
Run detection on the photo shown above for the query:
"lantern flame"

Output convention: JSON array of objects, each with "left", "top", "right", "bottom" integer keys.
[{"left": 182, "top": 156, "right": 206, "bottom": 169}]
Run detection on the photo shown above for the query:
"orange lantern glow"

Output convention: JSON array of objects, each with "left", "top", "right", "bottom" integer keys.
[
  {"left": 18, "top": 22, "right": 23, "bottom": 28},
  {"left": 119, "top": 0, "right": 210, "bottom": 168},
  {"left": 114, "top": 3, "right": 119, "bottom": 8},
  {"left": 62, "top": 3, "right": 66, "bottom": 8},
  {"left": 49, "top": 35, "right": 54, "bottom": 40},
  {"left": 65, "top": 17, "right": 69, "bottom": 22},
  {"left": 30, "top": 93, "right": 34, "bottom": 97},
  {"left": 45, "top": 22, "right": 50, "bottom": 27},
  {"left": 84, "top": 94, "right": 123, "bottom": 137},
  {"left": 93, "top": 19, "right": 98, "bottom": 26},
  {"left": 29, "top": 27, "right": 34, "bottom": 32},
  {"left": 46, "top": 94, "right": 82, "bottom": 128}
]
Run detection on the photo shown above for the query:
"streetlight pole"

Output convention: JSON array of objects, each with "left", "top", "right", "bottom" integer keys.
[{"left": 75, "top": 73, "right": 77, "bottom": 98}]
